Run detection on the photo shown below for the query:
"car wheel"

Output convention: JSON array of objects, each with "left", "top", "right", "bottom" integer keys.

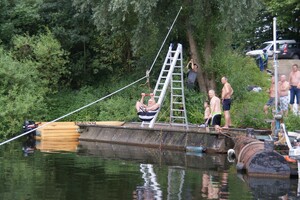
[{"left": 292, "top": 54, "right": 300, "bottom": 59}]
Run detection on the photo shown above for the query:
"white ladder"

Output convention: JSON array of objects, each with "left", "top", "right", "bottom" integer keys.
[{"left": 147, "top": 43, "right": 188, "bottom": 129}]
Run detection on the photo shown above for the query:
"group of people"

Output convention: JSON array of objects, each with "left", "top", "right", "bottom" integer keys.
[
  {"left": 264, "top": 64, "right": 300, "bottom": 116},
  {"left": 135, "top": 76, "right": 234, "bottom": 133},
  {"left": 201, "top": 77, "right": 234, "bottom": 132}
]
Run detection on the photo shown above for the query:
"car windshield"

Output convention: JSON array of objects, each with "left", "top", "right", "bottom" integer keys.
[{"left": 258, "top": 43, "right": 271, "bottom": 49}]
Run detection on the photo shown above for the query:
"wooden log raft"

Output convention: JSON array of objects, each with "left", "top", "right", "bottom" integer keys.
[{"left": 234, "top": 135, "right": 290, "bottom": 178}]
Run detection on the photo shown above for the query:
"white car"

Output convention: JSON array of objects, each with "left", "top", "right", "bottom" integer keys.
[{"left": 246, "top": 40, "right": 296, "bottom": 57}]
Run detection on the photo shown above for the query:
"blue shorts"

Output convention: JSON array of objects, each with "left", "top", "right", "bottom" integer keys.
[
  {"left": 266, "top": 97, "right": 275, "bottom": 106},
  {"left": 222, "top": 99, "right": 231, "bottom": 111},
  {"left": 290, "top": 86, "right": 300, "bottom": 104}
]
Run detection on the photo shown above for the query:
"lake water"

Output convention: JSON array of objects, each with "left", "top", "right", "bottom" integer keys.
[{"left": 0, "top": 138, "right": 299, "bottom": 200}]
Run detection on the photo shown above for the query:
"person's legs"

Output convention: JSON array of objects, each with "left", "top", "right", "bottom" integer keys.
[
  {"left": 264, "top": 97, "right": 274, "bottom": 114},
  {"left": 280, "top": 96, "right": 289, "bottom": 116},
  {"left": 136, "top": 101, "right": 145, "bottom": 112},
  {"left": 146, "top": 103, "right": 160, "bottom": 111},
  {"left": 212, "top": 114, "right": 222, "bottom": 132},
  {"left": 222, "top": 99, "right": 231, "bottom": 128},
  {"left": 263, "top": 105, "right": 269, "bottom": 114},
  {"left": 296, "top": 88, "right": 300, "bottom": 113},
  {"left": 289, "top": 87, "right": 296, "bottom": 112},
  {"left": 223, "top": 111, "right": 229, "bottom": 128}
]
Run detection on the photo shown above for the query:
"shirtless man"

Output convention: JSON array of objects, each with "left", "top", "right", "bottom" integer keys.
[
  {"left": 208, "top": 90, "right": 222, "bottom": 132},
  {"left": 136, "top": 93, "right": 160, "bottom": 121},
  {"left": 288, "top": 64, "right": 300, "bottom": 113},
  {"left": 263, "top": 76, "right": 276, "bottom": 114},
  {"left": 221, "top": 77, "right": 233, "bottom": 128},
  {"left": 278, "top": 75, "right": 290, "bottom": 116}
]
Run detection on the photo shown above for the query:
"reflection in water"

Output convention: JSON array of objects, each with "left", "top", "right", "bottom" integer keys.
[
  {"left": 242, "top": 175, "right": 291, "bottom": 199},
  {"left": 22, "top": 133, "right": 36, "bottom": 156},
  {"left": 167, "top": 167, "right": 185, "bottom": 200},
  {"left": 134, "top": 164, "right": 162, "bottom": 200},
  {"left": 19, "top": 140, "right": 300, "bottom": 199},
  {"left": 201, "top": 171, "right": 229, "bottom": 200}
]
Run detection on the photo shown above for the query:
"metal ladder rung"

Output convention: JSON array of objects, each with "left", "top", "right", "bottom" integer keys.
[
  {"left": 172, "top": 109, "right": 184, "bottom": 112},
  {"left": 173, "top": 102, "right": 183, "bottom": 104},
  {"left": 171, "top": 116, "right": 186, "bottom": 119},
  {"left": 172, "top": 73, "right": 181, "bottom": 75},
  {"left": 172, "top": 87, "right": 183, "bottom": 90},
  {"left": 172, "top": 95, "right": 183, "bottom": 97},
  {"left": 171, "top": 80, "right": 182, "bottom": 83}
]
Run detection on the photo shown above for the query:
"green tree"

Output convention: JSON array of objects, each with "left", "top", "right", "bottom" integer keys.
[
  {"left": 12, "top": 31, "right": 70, "bottom": 93},
  {"left": 0, "top": 48, "right": 47, "bottom": 137},
  {"left": 0, "top": 0, "right": 42, "bottom": 45},
  {"left": 265, "top": 0, "right": 300, "bottom": 40},
  {"left": 72, "top": 0, "right": 262, "bottom": 92}
]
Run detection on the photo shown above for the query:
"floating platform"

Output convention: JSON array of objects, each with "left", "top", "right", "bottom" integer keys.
[{"left": 77, "top": 122, "right": 271, "bottom": 153}]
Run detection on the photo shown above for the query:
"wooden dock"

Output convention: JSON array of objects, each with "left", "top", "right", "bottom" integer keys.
[{"left": 34, "top": 121, "right": 125, "bottom": 152}]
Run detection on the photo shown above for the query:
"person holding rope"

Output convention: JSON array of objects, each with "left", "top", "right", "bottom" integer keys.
[
  {"left": 136, "top": 93, "right": 160, "bottom": 121},
  {"left": 186, "top": 59, "right": 198, "bottom": 89}
]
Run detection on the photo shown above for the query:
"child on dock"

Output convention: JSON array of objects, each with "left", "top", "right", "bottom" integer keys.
[{"left": 199, "top": 101, "right": 211, "bottom": 127}]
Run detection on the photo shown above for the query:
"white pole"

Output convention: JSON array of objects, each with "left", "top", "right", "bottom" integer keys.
[{"left": 273, "top": 17, "right": 278, "bottom": 113}]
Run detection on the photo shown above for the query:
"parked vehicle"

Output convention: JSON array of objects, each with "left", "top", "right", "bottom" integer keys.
[
  {"left": 278, "top": 42, "right": 300, "bottom": 59},
  {"left": 245, "top": 40, "right": 296, "bottom": 58}
]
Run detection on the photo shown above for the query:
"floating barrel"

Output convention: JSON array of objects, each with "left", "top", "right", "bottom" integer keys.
[{"left": 235, "top": 135, "right": 290, "bottom": 178}]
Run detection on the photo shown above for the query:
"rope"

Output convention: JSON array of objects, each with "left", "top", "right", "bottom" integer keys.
[
  {"left": 148, "top": 6, "right": 183, "bottom": 73},
  {"left": 0, "top": 6, "right": 183, "bottom": 147},
  {"left": 139, "top": 70, "right": 152, "bottom": 92},
  {"left": 0, "top": 76, "right": 146, "bottom": 146}
]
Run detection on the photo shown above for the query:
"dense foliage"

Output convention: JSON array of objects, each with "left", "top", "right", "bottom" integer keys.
[{"left": 0, "top": 0, "right": 299, "bottom": 138}]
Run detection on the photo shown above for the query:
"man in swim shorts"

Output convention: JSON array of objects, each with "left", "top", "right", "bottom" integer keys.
[
  {"left": 288, "top": 64, "right": 300, "bottom": 113},
  {"left": 208, "top": 90, "right": 222, "bottom": 132},
  {"left": 221, "top": 77, "right": 233, "bottom": 128},
  {"left": 278, "top": 75, "right": 290, "bottom": 116}
]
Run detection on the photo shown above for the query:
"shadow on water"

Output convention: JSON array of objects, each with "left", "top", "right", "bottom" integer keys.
[{"left": 77, "top": 141, "right": 229, "bottom": 170}]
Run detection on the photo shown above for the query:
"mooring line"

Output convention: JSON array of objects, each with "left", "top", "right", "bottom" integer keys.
[{"left": 0, "top": 6, "right": 183, "bottom": 147}]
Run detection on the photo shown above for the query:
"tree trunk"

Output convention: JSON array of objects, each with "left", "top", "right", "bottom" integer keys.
[
  {"left": 203, "top": 34, "right": 216, "bottom": 91},
  {"left": 184, "top": 0, "right": 216, "bottom": 93},
  {"left": 186, "top": 26, "right": 207, "bottom": 92}
]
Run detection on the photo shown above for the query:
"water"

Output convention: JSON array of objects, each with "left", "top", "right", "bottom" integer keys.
[{"left": 0, "top": 138, "right": 299, "bottom": 200}]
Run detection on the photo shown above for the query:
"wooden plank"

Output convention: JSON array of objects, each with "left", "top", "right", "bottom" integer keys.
[
  {"left": 40, "top": 137, "right": 80, "bottom": 141},
  {"left": 36, "top": 141, "right": 79, "bottom": 152},
  {"left": 40, "top": 129, "right": 78, "bottom": 133},
  {"left": 40, "top": 132, "right": 80, "bottom": 136}
]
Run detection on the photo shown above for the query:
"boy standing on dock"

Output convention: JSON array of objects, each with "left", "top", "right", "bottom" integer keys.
[{"left": 208, "top": 90, "right": 222, "bottom": 132}]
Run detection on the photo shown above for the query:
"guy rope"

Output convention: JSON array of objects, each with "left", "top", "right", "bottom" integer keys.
[{"left": 0, "top": 6, "right": 183, "bottom": 146}]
